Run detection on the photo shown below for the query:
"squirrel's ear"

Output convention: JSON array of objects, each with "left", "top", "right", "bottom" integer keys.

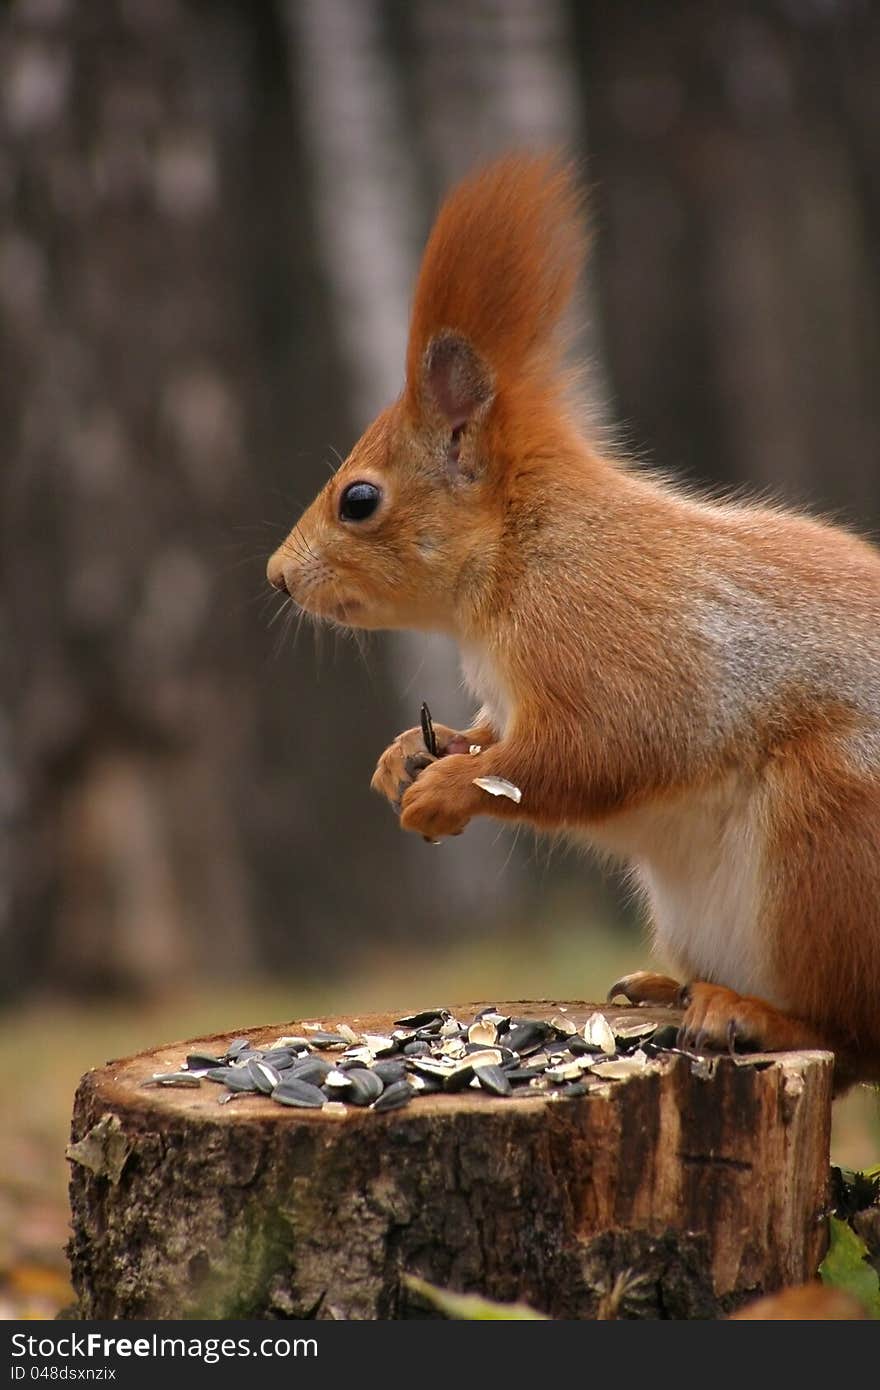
[{"left": 423, "top": 334, "right": 493, "bottom": 430}]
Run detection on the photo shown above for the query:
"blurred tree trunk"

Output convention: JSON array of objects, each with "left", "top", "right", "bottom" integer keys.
[
  {"left": 574, "top": 0, "right": 880, "bottom": 524},
  {"left": 0, "top": 0, "right": 415, "bottom": 995}
]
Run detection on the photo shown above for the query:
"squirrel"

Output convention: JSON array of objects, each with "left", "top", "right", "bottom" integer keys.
[{"left": 267, "top": 154, "right": 880, "bottom": 1092}]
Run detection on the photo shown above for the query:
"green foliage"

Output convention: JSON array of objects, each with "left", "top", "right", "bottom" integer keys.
[
  {"left": 819, "top": 1217, "right": 880, "bottom": 1319},
  {"left": 404, "top": 1275, "right": 549, "bottom": 1320}
]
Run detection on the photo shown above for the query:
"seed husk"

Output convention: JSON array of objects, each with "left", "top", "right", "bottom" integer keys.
[
  {"left": 589, "top": 1056, "right": 650, "bottom": 1080},
  {"left": 474, "top": 1064, "right": 512, "bottom": 1097},
  {"left": 185, "top": 1054, "right": 226, "bottom": 1071},
  {"left": 442, "top": 1063, "right": 476, "bottom": 1093},
  {"left": 467, "top": 1019, "right": 499, "bottom": 1046},
  {"left": 562, "top": 1080, "right": 591, "bottom": 1097},
  {"left": 545, "top": 1061, "right": 584, "bottom": 1084},
  {"left": 273, "top": 1079, "right": 327, "bottom": 1108},
  {"left": 362, "top": 1034, "right": 398, "bottom": 1057},
  {"left": 503, "top": 1065, "right": 547, "bottom": 1084},
  {"left": 472, "top": 776, "right": 522, "bottom": 803},
  {"left": 143, "top": 1071, "right": 201, "bottom": 1089},
  {"left": 393, "top": 1008, "right": 449, "bottom": 1029},
  {"left": 225, "top": 1037, "right": 251, "bottom": 1060},
  {"left": 649, "top": 1024, "right": 679, "bottom": 1051},
  {"left": 301, "top": 1031, "right": 349, "bottom": 1050},
  {"left": 613, "top": 1020, "right": 658, "bottom": 1043},
  {"left": 505, "top": 1021, "right": 552, "bottom": 1056},
  {"left": 583, "top": 1012, "right": 617, "bottom": 1055}
]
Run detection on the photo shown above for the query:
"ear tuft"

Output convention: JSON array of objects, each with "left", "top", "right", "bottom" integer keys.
[{"left": 424, "top": 334, "right": 493, "bottom": 430}]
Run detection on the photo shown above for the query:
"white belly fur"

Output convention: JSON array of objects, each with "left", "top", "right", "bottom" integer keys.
[
  {"left": 585, "top": 773, "right": 774, "bottom": 1001},
  {"left": 458, "top": 642, "right": 771, "bottom": 1000},
  {"left": 459, "top": 640, "right": 512, "bottom": 734}
]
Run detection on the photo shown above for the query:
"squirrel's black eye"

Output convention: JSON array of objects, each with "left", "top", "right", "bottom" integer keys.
[{"left": 339, "top": 481, "right": 382, "bottom": 522}]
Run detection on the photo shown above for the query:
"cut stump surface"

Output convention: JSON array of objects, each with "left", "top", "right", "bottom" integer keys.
[{"left": 67, "top": 1000, "right": 833, "bottom": 1319}]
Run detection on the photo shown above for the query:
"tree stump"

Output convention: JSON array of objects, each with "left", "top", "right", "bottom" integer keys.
[{"left": 67, "top": 1000, "right": 833, "bottom": 1320}]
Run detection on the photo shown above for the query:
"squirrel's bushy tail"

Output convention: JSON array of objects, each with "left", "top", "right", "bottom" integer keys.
[{"left": 405, "top": 153, "right": 586, "bottom": 405}]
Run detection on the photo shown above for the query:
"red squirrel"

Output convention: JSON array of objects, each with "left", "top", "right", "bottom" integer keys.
[{"left": 267, "top": 154, "right": 880, "bottom": 1090}]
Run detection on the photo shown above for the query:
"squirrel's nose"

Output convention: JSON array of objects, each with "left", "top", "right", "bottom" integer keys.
[{"left": 266, "top": 549, "right": 290, "bottom": 594}]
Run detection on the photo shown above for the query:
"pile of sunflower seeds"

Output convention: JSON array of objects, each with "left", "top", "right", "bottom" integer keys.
[{"left": 142, "top": 1007, "right": 688, "bottom": 1114}]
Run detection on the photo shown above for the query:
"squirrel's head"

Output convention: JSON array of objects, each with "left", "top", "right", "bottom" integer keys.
[
  {"left": 266, "top": 335, "right": 503, "bottom": 633},
  {"left": 267, "top": 153, "right": 585, "bottom": 634}
]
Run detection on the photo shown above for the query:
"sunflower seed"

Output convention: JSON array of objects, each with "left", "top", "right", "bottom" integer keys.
[
  {"left": 260, "top": 1049, "right": 297, "bottom": 1070},
  {"left": 204, "top": 1066, "right": 258, "bottom": 1092},
  {"left": 344, "top": 1069, "right": 384, "bottom": 1105},
  {"left": 322, "top": 1068, "right": 352, "bottom": 1090},
  {"left": 185, "top": 1054, "right": 226, "bottom": 1071},
  {"left": 371, "top": 1058, "right": 408, "bottom": 1085},
  {"left": 372, "top": 1080, "right": 415, "bottom": 1112},
  {"left": 225, "top": 1038, "right": 251, "bottom": 1060},
  {"left": 288, "top": 1056, "right": 333, "bottom": 1085},
  {"left": 410, "top": 1072, "right": 443, "bottom": 1094},
  {"left": 273, "top": 1079, "right": 327, "bottom": 1108},
  {"left": 247, "top": 1059, "right": 282, "bottom": 1094}
]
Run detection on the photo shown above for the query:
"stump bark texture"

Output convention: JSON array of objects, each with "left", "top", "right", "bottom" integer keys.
[{"left": 67, "top": 1000, "right": 833, "bottom": 1319}]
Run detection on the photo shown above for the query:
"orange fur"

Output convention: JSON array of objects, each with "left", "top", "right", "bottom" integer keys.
[
  {"left": 267, "top": 155, "right": 880, "bottom": 1089},
  {"left": 404, "top": 153, "right": 585, "bottom": 413}
]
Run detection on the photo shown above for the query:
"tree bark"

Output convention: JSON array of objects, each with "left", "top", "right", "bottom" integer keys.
[{"left": 67, "top": 1000, "right": 833, "bottom": 1320}]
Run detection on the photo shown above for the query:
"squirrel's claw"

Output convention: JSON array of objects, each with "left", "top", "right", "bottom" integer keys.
[{"left": 606, "top": 970, "right": 683, "bottom": 1008}]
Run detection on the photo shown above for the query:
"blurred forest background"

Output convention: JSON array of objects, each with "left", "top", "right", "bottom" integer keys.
[{"left": 2, "top": 0, "right": 879, "bottom": 1316}]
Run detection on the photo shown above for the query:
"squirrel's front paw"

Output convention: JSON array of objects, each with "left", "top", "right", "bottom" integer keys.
[
  {"left": 370, "top": 721, "right": 468, "bottom": 812},
  {"left": 371, "top": 727, "right": 435, "bottom": 812},
  {"left": 399, "top": 760, "right": 475, "bottom": 840}
]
